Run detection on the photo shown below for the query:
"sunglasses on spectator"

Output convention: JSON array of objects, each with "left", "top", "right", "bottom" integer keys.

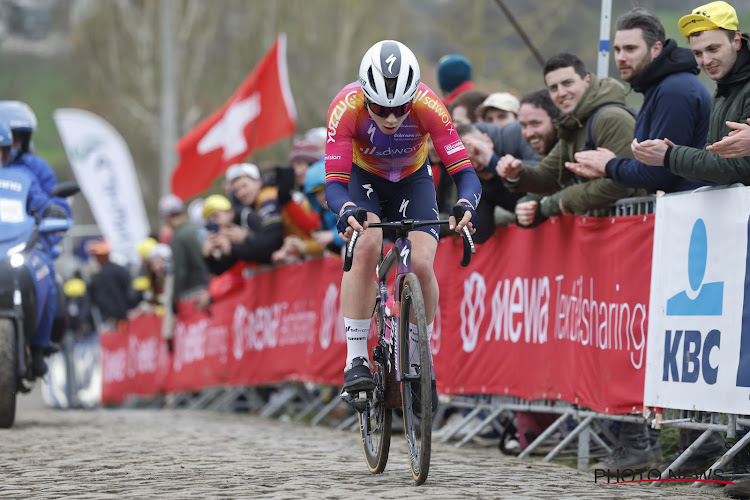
[{"left": 365, "top": 99, "right": 413, "bottom": 118}]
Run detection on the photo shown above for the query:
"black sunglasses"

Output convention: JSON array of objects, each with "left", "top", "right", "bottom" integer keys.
[{"left": 365, "top": 99, "right": 413, "bottom": 118}]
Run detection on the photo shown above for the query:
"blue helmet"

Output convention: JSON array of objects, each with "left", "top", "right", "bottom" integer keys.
[
  {"left": 304, "top": 160, "right": 326, "bottom": 195},
  {"left": 0, "top": 120, "right": 13, "bottom": 148},
  {"left": 0, "top": 101, "right": 37, "bottom": 132}
]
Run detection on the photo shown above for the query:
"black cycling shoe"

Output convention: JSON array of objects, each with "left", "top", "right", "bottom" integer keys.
[
  {"left": 342, "top": 357, "right": 375, "bottom": 393},
  {"left": 411, "top": 378, "right": 438, "bottom": 418}
]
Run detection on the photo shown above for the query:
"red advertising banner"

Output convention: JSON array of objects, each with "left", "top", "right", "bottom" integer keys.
[
  {"left": 432, "top": 215, "right": 654, "bottom": 414},
  {"left": 100, "top": 314, "right": 171, "bottom": 404},
  {"left": 100, "top": 215, "right": 654, "bottom": 414},
  {"left": 167, "top": 257, "right": 348, "bottom": 392}
]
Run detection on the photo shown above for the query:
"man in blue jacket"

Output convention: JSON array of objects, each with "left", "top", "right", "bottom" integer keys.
[
  {"left": 565, "top": 7, "right": 712, "bottom": 193},
  {"left": 0, "top": 118, "right": 70, "bottom": 376},
  {"left": 0, "top": 101, "right": 58, "bottom": 195}
]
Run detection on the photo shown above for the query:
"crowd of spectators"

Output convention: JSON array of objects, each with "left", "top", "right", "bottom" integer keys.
[{"left": 61, "top": 2, "right": 750, "bottom": 495}]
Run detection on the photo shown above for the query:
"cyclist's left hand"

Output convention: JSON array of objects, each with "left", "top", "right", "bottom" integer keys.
[{"left": 450, "top": 199, "right": 477, "bottom": 235}]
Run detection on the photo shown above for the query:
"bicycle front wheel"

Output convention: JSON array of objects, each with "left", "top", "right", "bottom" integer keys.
[
  {"left": 359, "top": 294, "right": 392, "bottom": 473},
  {"left": 398, "top": 273, "right": 432, "bottom": 485}
]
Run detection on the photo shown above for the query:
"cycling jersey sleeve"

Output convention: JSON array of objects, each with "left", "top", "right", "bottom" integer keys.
[
  {"left": 414, "top": 84, "right": 482, "bottom": 207},
  {"left": 324, "top": 83, "right": 360, "bottom": 215}
]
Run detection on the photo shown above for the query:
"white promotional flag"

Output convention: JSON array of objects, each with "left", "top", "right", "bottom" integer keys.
[{"left": 53, "top": 108, "right": 150, "bottom": 264}]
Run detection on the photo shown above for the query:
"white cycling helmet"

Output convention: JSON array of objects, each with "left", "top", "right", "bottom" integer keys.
[{"left": 358, "top": 40, "right": 421, "bottom": 107}]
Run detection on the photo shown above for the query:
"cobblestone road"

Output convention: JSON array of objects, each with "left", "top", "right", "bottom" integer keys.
[{"left": 0, "top": 398, "right": 727, "bottom": 499}]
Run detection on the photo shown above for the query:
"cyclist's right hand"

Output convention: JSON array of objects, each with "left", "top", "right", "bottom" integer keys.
[{"left": 337, "top": 204, "right": 368, "bottom": 242}]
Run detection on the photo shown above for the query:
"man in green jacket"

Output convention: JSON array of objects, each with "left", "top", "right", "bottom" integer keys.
[
  {"left": 497, "top": 53, "right": 643, "bottom": 225},
  {"left": 158, "top": 194, "right": 209, "bottom": 314},
  {"left": 633, "top": 1, "right": 750, "bottom": 185}
]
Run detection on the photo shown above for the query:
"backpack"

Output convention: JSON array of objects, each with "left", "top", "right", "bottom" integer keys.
[{"left": 583, "top": 103, "right": 638, "bottom": 151}]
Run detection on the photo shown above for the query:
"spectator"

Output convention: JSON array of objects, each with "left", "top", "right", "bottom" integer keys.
[
  {"left": 62, "top": 271, "right": 95, "bottom": 340},
  {"left": 203, "top": 194, "right": 235, "bottom": 231},
  {"left": 456, "top": 122, "right": 537, "bottom": 242},
  {"left": 436, "top": 54, "right": 475, "bottom": 105},
  {"left": 448, "top": 89, "right": 489, "bottom": 125},
  {"left": 158, "top": 193, "right": 209, "bottom": 317},
  {"left": 144, "top": 243, "right": 171, "bottom": 308},
  {"left": 476, "top": 92, "right": 521, "bottom": 128},
  {"left": 513, "top": 90, "right": 562, "bottom": 227},
  {"left": 87, "top": 240, "right": 137, "bottom": 330},
  {"left": 129, "top": 241, "right": 173, "bottom": 317},
  {"left": 272, "top": 160, "right": 345, "bottom": 263},
  {"left": 518, "top": 89, "right": 560, "bottom": 157},
  {"left": 201, "top": 193, "right": 236, "bottom": 261},
  {"left": 707, "top": 118, "right": 750, "bottom": 157},
  {"left": 187, "top": 197, "right": 206, "bottom": 227},
  {"left": 0, "top": 100, "right": 57, "bottom": 195},
  {"left": 303, "top": 126, "right": 327, "bottom": 148},
  {"left": 131, "top": 236, "right": 159, "bottom": 308},
  {"left": 566, "top": 7, "right": 712, "bottom": 195},
  {"left": 497, "top": 53, "right": 643, "bottom": 224},
  {"left": 202, "top": 163, "right": 284, "bottom": 275},
  {"left": 632, "top": 1, "right": 750, "bottom": 185},
  {"left": 288, "top": 138, "right": 323, "bottom": 190},
  {"left": 136, "top": 237, "right": 158, "bottom": 264}
]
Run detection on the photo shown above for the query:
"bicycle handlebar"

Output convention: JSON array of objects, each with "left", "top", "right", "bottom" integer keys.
[
  {"left": 451, "top": 204, "right": 476, "bottom": 268},
  {"left": 342, "top": 207, "right": 368, "bottom": 272},
  {"left": 341, "top": 204, "right": 475, "bottom": 271}
]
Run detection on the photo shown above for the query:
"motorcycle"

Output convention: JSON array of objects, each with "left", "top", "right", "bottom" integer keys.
[{"left": 0, "top": 175, "right": 79, "bottom": 428}]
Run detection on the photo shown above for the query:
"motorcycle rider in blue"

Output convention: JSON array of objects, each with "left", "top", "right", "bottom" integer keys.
[
  {"left": 0, "top": 101, "right": 57, "bottom": 195},
  {"left": 0, "top": 119, "right": 70, "bottom": 376}
]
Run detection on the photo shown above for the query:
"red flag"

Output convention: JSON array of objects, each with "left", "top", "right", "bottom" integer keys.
[{"left": 171, "top": 34, "right": 296, "bottom": 199}]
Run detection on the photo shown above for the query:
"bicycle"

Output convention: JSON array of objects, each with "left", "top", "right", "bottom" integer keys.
[{"left": 341, "top": 205, "right": 475, "bottom": 485}]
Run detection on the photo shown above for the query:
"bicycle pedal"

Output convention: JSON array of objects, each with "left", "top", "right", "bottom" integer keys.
[{"left": 340, "top": 389, "right": 370, "bottom": 413}]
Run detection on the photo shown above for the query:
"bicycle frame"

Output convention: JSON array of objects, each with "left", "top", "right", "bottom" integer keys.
[{"left": 375, "top": 235, "right": 411, "bottom": 384}]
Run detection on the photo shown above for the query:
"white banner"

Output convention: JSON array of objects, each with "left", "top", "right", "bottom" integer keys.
[
  {"left": 644, "top": 186, "right": 750, "bottom": 414},
  {"left": 53, "top": 109, "right": 149, "bottom": 263}
]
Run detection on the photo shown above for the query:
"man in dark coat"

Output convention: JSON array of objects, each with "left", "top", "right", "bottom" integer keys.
[{"left": 567, "top": 7, "right": 712, "bottom": 193}]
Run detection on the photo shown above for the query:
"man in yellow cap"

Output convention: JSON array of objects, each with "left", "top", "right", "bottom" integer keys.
[
  {"left": 201, "top": 194, "right": 236, "bottom": 261},
  {"left": 631, "top": 1, "right": 750, "bottom": 184}
]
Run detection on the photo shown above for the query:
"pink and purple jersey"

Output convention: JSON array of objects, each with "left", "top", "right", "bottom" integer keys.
[{"left": 324, "top": 82, "right": 473, "bottom": 189}]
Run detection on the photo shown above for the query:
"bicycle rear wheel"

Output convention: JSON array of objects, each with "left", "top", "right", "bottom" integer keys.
[
  {"left": 398, "top": 273, "right": 432, "bottom": 485},
  {"left": 359, "top": 297, "right": 392, "bottom": 473}
]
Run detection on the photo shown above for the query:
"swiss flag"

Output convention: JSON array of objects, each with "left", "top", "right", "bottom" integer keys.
[{"left": 171, "top": 34, "right": 297, "bottom": 199}]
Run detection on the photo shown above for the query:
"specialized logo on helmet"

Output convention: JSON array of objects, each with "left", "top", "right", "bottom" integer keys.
[
  {"left": 385, "top": 54, "right": 397, "bottom": 74},
  {"left": 380, "top": 41, "right": 401, "bottom": 78}
]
